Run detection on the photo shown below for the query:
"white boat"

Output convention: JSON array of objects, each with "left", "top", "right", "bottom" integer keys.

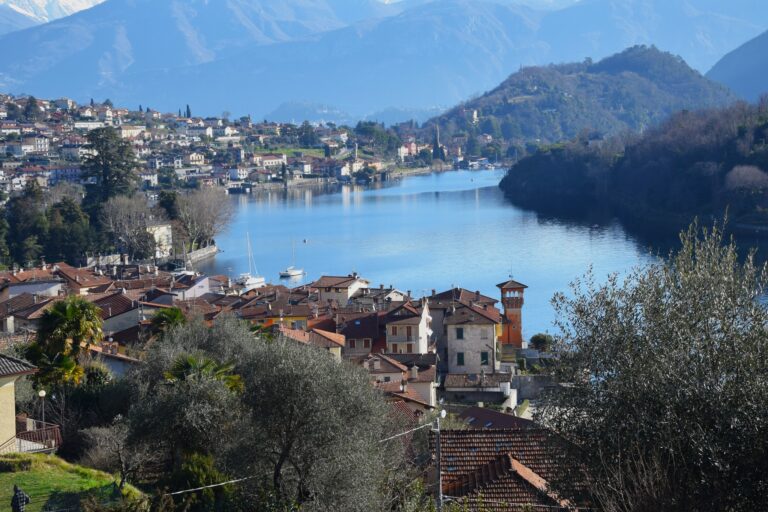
[
  {"left": 279, "top": 266, "right": 305, "bottom": 278},
  {"left": 236, "top": 233, "right": 266, "bottom": 291},
  {"left": 279, "top": 240, "right": 305, "bottom": 279}
]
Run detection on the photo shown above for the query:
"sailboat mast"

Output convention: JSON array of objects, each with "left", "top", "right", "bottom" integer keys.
[{"left": 247, "top": 232, "right": 253, "bottom": 275}]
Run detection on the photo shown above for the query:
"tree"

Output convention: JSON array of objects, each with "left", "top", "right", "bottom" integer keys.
[
  {"left": 539, "top": 223, "right": 768, "bottom": 510},
  {"left": 28, "top": 295, "right": 104, "bottom": 387},
  {"left": 164, "top": 354, "right": 244, "bottom": 393},
  {"left": 36, "top": 295, "right": 104, "bottom": 359},
  {"left": 150, "top": 307, "right": 186, "bottom": 337},
  {"left": 82, "top": 419, "right": 159, "bottom": 490},
  {"left": 176, "top": 188, "right": 234, "bottom": 248},
  {"left": 81, "top": 127, "right": 138, "bottom": 204},
  {"left": 185, "top": 104, "right": 192, "bottom": 118},
  {"left": 157, "top": 191, "right": 180, "bottom": 219},
  {"left": 5, "top": 181, "right": 48, "bottom": 266},
  {"left": 298, "top": 121, "right": 317, "bottom": 147},
  {"left": 127, "top": 317, "right": 400, "bottom": 511},
  {"left": 23, "top": 96, "right": 42, "bottom": 121},
  {"left": 102, "top": 195, "right": 158, "bottom": 260},
  {"left": 529, "top": 333, "right": 553, "bottom": 352},
  {"left": 5, "top": 101, "right": 21, "bottom": 120},
  {"left": 103, "top": 99, "right": 114, "bottom": 108},
  {"left": 46, "top": 198, "right": 92, "bottom": 264}
]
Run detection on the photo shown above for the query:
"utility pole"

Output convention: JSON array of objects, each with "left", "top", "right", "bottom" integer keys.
[{"left": 434, "top": 409, "right": 446, "bottom": 511}]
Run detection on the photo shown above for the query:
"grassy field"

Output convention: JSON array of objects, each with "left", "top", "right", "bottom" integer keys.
[
  {"left": 0, "top": 453, "right": 141, "bottom": 512},
  {"left": 254, "top": 147, "right": 326, "bottom": 158}
]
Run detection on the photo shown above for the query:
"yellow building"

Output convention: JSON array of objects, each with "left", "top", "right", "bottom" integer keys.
[{"left": 0, "top": 354, "right": 37, "bottom": 453}]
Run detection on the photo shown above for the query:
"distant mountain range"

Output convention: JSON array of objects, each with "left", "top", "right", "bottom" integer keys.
[
  {"left": 425, "top": 46, "right": 736, "bottom": 146},
  {"left": 707, "top": 30, "right": 768, "bottom": 102},
  {"left": 0, "top": 0, "right": 103, "bottom": 21},
  {"left": 0, "top": 0, "right": 766, "bottom": 120},
  {"left": 0, "top": 3, "right": 36, "bottom": 34}
]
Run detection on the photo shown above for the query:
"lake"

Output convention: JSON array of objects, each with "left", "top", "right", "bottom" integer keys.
[{"left": 198, "top": 169, "right": 660, "bottom": 337}]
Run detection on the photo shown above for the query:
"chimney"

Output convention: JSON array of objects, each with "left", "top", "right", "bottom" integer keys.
[
  {"left": 475, "top": 291, "right": 480, "bottom": 300},
  {"left": 380, "top": 284, "right": 384, "bottom": 289},
  {"left": 373, "top": 358, "right": 381, "bottom": 370},
  {"left": 400, "top": 379, "right": 408, "bottom": 393},
  {"left": 407, "top": 290, "right": 411, "bottom": 298},
  {"left": 431, "top": 289, "right": 436, "bottom": 296},
  {"left": 410, "top": 366, "right": 418, "bottom": 380}
]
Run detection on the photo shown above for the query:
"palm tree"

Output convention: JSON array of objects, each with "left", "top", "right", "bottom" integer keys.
[
  {"left": 36, "top": 296, "right": 103, "bottom": 359},
  {"left": 164, "top": 354, "right": 244, "bottom": 393},
  {"left": 150, "top": 307, "right": 186, "bottom": 337}
]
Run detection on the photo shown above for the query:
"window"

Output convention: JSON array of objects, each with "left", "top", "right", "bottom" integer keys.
[
  {"left": 457, "top": 352, "right": 465, "bottom": 366},
  {"left": 407, "top": 343, "right": 413, "bottom": 354},
  {"left": 391, "top": 343, "right": 398, "bottom": 353},
  {"left": 480, "top": 328, "right": 488, "bottom": 340},
  {"left": 456, "top": 327, "right": 464, "bottom": 340},
  {"left": 406, "top": 326, "right": 412, "bottom": 340},
  {"left": 481, "top": 351, "right": 489, "bottom": 366},
  {"left": 349, "top": 339, "right": 356, "bottom": 349},
  {"left": 384, "top": 376, "right": 391, "bottom": 382},
  {"left": 391, "top": 326, "right": 398, "bottom": 336},
  {"left": 363, "top": 339, "right": 371, "bottom": 349}
]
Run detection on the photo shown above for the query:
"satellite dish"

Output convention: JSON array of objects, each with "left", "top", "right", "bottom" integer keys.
[{"left": 440, "top": 409, "right": 447, "bottom": 419}]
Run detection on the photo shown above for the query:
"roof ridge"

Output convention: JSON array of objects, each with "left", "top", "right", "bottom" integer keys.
[{"left": 510, "top": 456, "right": 572, "bottom": 508}]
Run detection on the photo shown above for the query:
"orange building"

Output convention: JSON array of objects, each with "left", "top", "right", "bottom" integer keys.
[{"left": 497, "top": 279, "right": 527, "bottom": 347}]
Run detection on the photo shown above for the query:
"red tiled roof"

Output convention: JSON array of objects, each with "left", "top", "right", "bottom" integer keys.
[
  {"left": 430, "top": 288, "right": 498, "bottom": 306},
  {"left": 444, "top": 302, "right": 502, "bottom": 325},
  {"left": 311, "top": 275, "right": 367, "bottom": 289},
  {"left": 55, "top": 263, "right": 113, "bottom": 288},
  {"left": 497, "top": 280, "right": 528, "bottom": 290},
  {"left": 458, "top": 407, "right": 534, "bottom": 430},
  {"left": 12, "top": 297, "right": 59, "bottom": 320},
  {"left": 431, "top": 429, "right": 572, "bottom": 511},
  {"left": 310, "top": 329, "right": 345, "bottom": 348},
  {"left": 89, "top": 292, "right": 138, "bottom": 319}
]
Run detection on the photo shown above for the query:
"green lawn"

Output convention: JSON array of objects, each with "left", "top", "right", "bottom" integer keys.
[
  {"left": 255, "top": 147, "right": 326, "bottom": 158},
  {"left": 0, "top": 453, "right": 141, "bottom": 512}
]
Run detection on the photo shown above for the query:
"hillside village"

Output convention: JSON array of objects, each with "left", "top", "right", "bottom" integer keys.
[{"left": 0, "top": 94, "right": 497, "bottom": 199}]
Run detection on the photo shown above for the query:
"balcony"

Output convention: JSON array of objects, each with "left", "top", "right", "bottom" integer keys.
[{"left": 0, "top": 416, "right": 62, "bottom": 455}]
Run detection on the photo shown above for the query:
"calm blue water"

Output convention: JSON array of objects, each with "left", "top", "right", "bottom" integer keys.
[{"left": 199, "top": 169, "right": 658, "bottom": 337}]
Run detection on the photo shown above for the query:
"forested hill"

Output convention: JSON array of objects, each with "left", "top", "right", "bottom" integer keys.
[
  {"left": 499, "top": 101, "right": 768, "bottom": 233},
  {"left": 424, "top": 46, "right": 736, "bottom": 148}
]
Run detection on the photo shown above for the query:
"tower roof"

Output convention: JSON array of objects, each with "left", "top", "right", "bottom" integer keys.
[{"left": 497, "top": 279, "right": 528, "bottom": 290}]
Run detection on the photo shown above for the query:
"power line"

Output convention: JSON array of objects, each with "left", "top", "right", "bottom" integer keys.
[
  {"left": 167, "top": 475, "right": 261, "bottom": 496},
  {"left": 379, "top": 422, "right": 432, "bottom": 443}
]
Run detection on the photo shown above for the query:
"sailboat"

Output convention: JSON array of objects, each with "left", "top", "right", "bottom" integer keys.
[
  {"left": 280, "top": 240, "right": 305, "bottom": 278},
  {"left": 236, "top": 233, "right": 266, "bottom": 291}
]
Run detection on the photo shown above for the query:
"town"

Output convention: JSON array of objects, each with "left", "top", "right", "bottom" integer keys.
[
  {"left": 0, "top": 256, "right": 571, "bottom": 510},
  {"left": 0, "top": 94, "right": 496, "bottom": 199},
  {"left": 0, "top": 263, "right": 544, "bottom": 413}
]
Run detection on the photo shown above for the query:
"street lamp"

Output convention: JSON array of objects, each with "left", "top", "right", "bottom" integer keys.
[{"left": 38, "top": 390, "right": 46, "bottom": 425}]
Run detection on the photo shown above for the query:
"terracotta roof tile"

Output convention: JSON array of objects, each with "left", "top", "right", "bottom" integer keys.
[{"left": 0, "top": 353, "right": 36, "bottom": 378}]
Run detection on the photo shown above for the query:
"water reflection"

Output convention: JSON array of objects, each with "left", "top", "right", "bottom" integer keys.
[{"left": 200, "top": 170, "right": 663, "bottom": 335}]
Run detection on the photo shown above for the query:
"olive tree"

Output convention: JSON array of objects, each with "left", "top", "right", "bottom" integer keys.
[
  {"left": 539, "top": 223, "right": 768, "bottom": 511},
  {"left": 125, "top": 316, "right": 402, "bottom": 511}
]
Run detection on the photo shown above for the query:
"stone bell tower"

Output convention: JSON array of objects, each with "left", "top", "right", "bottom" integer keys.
[{"left": 497, "top": 279, "right": 527, "bottom": 348}]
